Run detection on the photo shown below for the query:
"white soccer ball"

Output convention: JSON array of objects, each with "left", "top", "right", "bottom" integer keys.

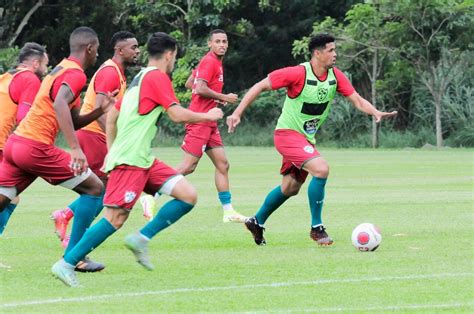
[{"left": 351, "top": 223, "right": 382, "bottom": 251}]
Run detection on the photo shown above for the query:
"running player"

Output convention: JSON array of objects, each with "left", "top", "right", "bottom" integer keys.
[
  {"left": 227, "top": 34, "right": 397, "bottom": 246},
  {"left": 50, "top": 31, "right": 140, "bottom": 248},
  {"left": 51, "top": 32, "right": 223, "bottom": 287},
  {"left": 176, "top": 29, "right": 246, "bottom": 223},
  {"left": 0, "top": 27, "right": 112, "bottom": 271},
  {"left": 0, "top": 42, "right": 48, "bottom": 234}
]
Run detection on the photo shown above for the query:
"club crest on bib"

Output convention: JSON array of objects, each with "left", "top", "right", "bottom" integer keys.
[
  {"left": 317, "top": 87, "right": 328, "bottom": 102},
  {"left": 124, "top": 191, "right": 137, "bottom": 203},
  {"left": 304, "top": 145, "right": 315, "bottom": 154}
]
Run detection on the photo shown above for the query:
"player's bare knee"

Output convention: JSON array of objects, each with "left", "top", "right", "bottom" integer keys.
[
  {"left": 315, "top": 162, "right": 330, "bottom": 178},
  {"left": 218, "top": 160, "right": 230, "bottom": 174},
  {"left": 181, "top": 189, "right": 197, "bottom": 205}
]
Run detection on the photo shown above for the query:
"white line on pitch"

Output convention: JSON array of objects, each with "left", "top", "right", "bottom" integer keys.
[{"left": 1, "top": 272, "right": 471, "bottom": 308}]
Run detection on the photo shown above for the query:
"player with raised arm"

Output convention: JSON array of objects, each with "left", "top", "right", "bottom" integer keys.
[
  {"left": 51, "top": 32, "right": 223, "bottom": 287},
  {"left": 227, "top": 34, "right": 397, "bottom": 246},
  {"left": 0, "top": 42, "right": 48, "bottom": 234},
  {"left": 175, "top": 29, "right": 246, "bottom": 223},
  {"left": 51, "top": 31, "right": 140, "bottom": 251},
  {"left": 0, "top": 27, "right": 113, "bottom": 271}
]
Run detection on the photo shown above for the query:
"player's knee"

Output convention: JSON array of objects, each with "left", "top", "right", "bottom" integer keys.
[
  {"left": 218, "top": 160, "right": 230, "bottom": 173},
  {"left": 179, "top": 163, "right": 197, "bottom": 176},
  {"left": 182, "top": 189, "right": 198, "bottom": 205},
  {"left": 316, "top": 163, "right": 330, "bottom": 178},
  {"left": 284, "top": 185, "right": 301, "bottom": 197},
  {"left": 89, "top": 181, "right": 104, "bottom": 196}
]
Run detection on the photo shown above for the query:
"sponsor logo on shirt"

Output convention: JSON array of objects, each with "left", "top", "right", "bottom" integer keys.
[
  {"left": 304, "top": 145, "right": 315, "bottom": 154},
  {"left": 303, "top": 118, "right": 319, "bottom": 134}
]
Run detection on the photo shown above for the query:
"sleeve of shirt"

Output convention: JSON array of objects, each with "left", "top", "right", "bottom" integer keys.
[
  {"left": 334, "top": 67, "right": 355, "bottom": 97},
  {"left": 268, "top": 66, "right": 305, "bottom": 98},
  {"left": 195, "top": 58, "right": 215, "bottom": 83},
  {"left": 139, "top": 71, "right": 179, "bottom": 115},
  {"left": 13, "top": 72, "right": 41, "bottom": 123},
  {"left": 94, "top": 66, "right": 121, "bottom": 94},
  {"left": 61, "top": 69, "right": 87, "bottom": 99}
]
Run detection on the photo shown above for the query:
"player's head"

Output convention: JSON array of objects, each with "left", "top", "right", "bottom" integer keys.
[
  {"left": 147, "top": 32, "right": 178, "bottom": 74},
  {"left": 208, "top": 29, "right": 228, "bottom": 58},
  {"left": 18, "top": 42, "right": 49, "bottom": 77},
  {"left": 309, "top": 33, "right": 336, "bottom": 69},
  {"left": 111, "top": 31, "right": 140, "bottom": 66},
  {"left": 69, "top": 26, "right": 99, "bottom": 69}
]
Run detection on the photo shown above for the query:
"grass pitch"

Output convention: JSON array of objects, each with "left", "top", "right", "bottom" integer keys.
[{"left": 0, "top": 147, "right": 472, "bottom": 312}]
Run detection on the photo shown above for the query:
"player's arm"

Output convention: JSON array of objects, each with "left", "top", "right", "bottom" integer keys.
[
  {"left": 184, "top": 72, "right": 194, "bottom": 90},
  {"left": 53, "top": 85, "right": 88, "bottom": 175},
  {"left": 167, "top": 104, "right": 223, "bottom": 123},
  {"left": 71, "top": 90, "right": 118, "bottom": 129},
  {"left": 195, "top": 79, "right": 238, "bottom": 104},
  {"left": 346, "top": 92, "right": 397, "bottom": 122},
  {"left": 226, "top": 77, "right": 272, "bottom": 133},
  {"left": 106, "top": 105, "right": 120, "bottom": 150}
]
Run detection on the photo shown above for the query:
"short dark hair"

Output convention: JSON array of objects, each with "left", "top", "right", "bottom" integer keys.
[
  {"left": 209, "top": 29, "right": 226, "bottom": 40},
  {"left": 69, "top": 26, "right": 98, "bottom": 52},
  {"left": 110, "top": 31, "right": 136, "bottom": 48},
  {"left": 147, "top": 32, "right": 177, "bottom": 58},
  {"left": 18, "top": 42, "right": 46, "bottom": 63},
  {"left": 308, "top": 33, "right": 335, "bottom": 54}
]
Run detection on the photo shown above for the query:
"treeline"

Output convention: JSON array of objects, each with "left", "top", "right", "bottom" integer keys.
[{"left": 1, "top": 0, "right": 472, "bottom": 147}]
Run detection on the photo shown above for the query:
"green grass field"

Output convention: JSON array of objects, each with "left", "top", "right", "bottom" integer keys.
[{"left": 0, "top": 147, "right": 472, "bottom": 313}]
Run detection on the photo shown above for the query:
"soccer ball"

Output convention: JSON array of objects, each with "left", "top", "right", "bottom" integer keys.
[{"left": 351, "top": 223, "right": 382, "bottom": 251}]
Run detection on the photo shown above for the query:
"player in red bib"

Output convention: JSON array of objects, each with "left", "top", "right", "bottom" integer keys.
[
  {"left": 0, "top": 27, "right": 114, "bottom": 272},
  {"left": 176, "top": 29, "right": 246, "bottom": 223},
  {"left": 50, "top": 31, "right": 140, "bottom": 249},
  {"left": 0, "top": 42, "right": 48, "bottom": 235},
  {"left": 227, "top": 34, "right": 397, "bottom": 246}
]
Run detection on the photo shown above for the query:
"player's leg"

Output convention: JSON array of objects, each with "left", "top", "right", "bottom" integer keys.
[
  {"left": 206, "top": 146, "right": 247, "bottom": 223},
  {"left": 0, "top": 196, "right": 18, "bottom": 235},
  {"left": 126, "top": 161, "right": 195, "bottom": 270},
  {"left": 302, "top": 156, "right": 333, "bottom": 246}
]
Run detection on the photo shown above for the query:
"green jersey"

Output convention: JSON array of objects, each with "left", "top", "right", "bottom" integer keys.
[
  {"left": 275, "top": 62, "right": 337, "bottom": 144},
  {"left": 105, "top": 66, "right": 165, "bottom": 171}
]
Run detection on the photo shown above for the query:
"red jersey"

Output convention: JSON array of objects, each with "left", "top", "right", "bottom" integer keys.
[
  {"left": 115, "top": 69, "right": 178, "bottom": 113},
  {"left": 189, "top": 51, "right": 224, "bottom": 114},
  {"left": 268, "top": 65, "right": 355, "bottom": 97},
  {"left": 9, "top": 70, "right": 41, "bottom": 123},
  {"left": 15, "top": 57, "right": 86, "bottom": 145}
]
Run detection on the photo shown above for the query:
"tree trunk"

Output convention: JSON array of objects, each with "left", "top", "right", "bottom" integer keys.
[
  {"left": 7, "top": 0, "right": 44, "bottom": 47},
  {"left": 435, "top": 95, "right": 443, "bottom": 148},
  {"left": 371, "top": 49, "right": 379, "bottom": 148}
]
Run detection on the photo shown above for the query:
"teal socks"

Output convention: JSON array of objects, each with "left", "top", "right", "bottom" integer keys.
[
  {"left": 255, "top": 186, "right": 289, "bottom": 225},
  {"left": 64, "top": 194, "right": 102, "bottom": 255},
  {"left": 140, "top": 199, "right": 194, "bottom": 239},
  {"left": 308, "top": 176, "right": 327, "bottom": 227},
  {"left": 67, "top": 191, "right": 104, "bottom": 217},
  {"left": 0, "top": 203, "right": 16, "bottom": 235},
  {"left": 64, "top": 217, "right": 116, "bottom": 265},
  {"left": 218, "top": 191, "right": 231, "bottom": 205}
]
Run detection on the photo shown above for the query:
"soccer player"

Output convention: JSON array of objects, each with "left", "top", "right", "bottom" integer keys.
[
  {"left": 227, "top": 34, "right": 397, "bottom": 246},
  {"left": 0, "top": 26, "right": 112, "bottom": 270},
  {"left": 51, "top": 32, "right": 223, "bottom": 287},
  {"left": 176, "top": 29, "right": 246, "bottom": 223},
  {"left": 51, "top": 31, "right": 140, "bottom": 249},
  {"left": 0, "top": 42, "right": 48, "bottom": 234}
]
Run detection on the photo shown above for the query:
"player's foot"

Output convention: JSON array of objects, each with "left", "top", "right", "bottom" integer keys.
[
  {"left": 52, "top": 259, "right": 80, "bottom": 287},
  {"left": 125, "top": 233, "right": 154, "bottom": 270},
  {"left": 139, "top": 194, "right": 156, "bottom": 221},
  {"left": 245, "top": 217, "right": 266, "bottom": 246},
  {"left": 223, "top": 209, "right": 247, "bottom": 223},
  {"left": 310, "top": 225, "right": 334, "bottom": 246},
  {"left": 51, "top": 209, "right": 70, "bottom": 240},
  {"left": 61, "top": 234, "right": 70, "bottom": 248},
  {"left": 75, "top": 256, "right": 105, "bottom": 273}
]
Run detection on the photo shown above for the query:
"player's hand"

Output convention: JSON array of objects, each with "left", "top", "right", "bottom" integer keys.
[
  {"left": 100, "top": 89, "right": 119, "bottom": 113},
  {"left": 374, "top": 110, "right": 398, "bottom": 123},
  {"left": 207, "top": 107, "right": 224, "bottom": 121},
  {"left": 69, "top": 148, "right": 88, "bottom": 176},
  {"left": 223, "top": 93, "right": 238, "bottom": 104},
  {"left": 226, "top": 114, "right": 241, "bottom": 133}
]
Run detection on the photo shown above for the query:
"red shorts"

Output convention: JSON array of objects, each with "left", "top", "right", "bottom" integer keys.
[
  {"left": 76, "top": 129, "right": 107, "bottom": 178},
  {"left": 0, "top": 134, "right": 79, "bottom": 194},
  {"left": 181, "top": 124, "right": 223, "bottom": 158},
  {"left": 274, "top": 129, "right": 320, "bottom": 183},
  {"left": 0, "top": 149, "right": 3, "bottom": 162},
  {"left": 104, "top": 159, "right": 179, "bottom": 210}
]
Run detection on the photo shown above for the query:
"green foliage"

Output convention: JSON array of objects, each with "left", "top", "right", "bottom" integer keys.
[{"left": 0, "top": 47, "right": 18, "bottom": 72}]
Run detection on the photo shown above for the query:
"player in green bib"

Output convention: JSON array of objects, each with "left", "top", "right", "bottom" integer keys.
[
  {"left": 52, "top": 32, "right": 223, "bottom": 287},
  {"left": 227, "top": 33, "right": 397, "bottom": 246}
]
